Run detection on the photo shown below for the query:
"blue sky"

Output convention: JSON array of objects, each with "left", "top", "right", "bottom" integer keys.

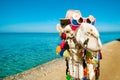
[{"left": 0, "top": 0, "right": 120, "bottom": 32}]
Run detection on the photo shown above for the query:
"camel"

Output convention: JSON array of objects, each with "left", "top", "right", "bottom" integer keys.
[{"left": 56, "top": 10, "right": 102, "bottom": 80}]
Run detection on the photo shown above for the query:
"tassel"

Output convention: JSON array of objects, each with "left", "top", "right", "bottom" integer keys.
[
  {"left": 71, "top": 78, "right": 74, "bottom": 80},
  {"left": 56, "top": 46, "right": 61, "bottom": 55},
  {"left": 86, "top": 51, "right": 93, "bottom": 60},
  {"left": 99, "top": 50, "right": 102, "bottom": 60},
  {"left": 60, "top": 49, "right": 65, "bottom": 56},
  {"left": 63, "top": 50, "right": 70, "bottom": 57},
  {"left": 95, "top": 68, "right": 99, "bottom": 80},
  {"left": 84, "top": 67, "right": 88, "bottom": 78},
  {"left": 83, "top": 77, "right": 88, "bottom": 80},
  {"left": 92, "top": 59, "right": 96, "bottom": 64},
  {"left": 94, "top": 68, "right": 99, "bottom": 73},
  {"left": 59, "top": 32, "right": 62, "bottom": 36},
  {"left": 87, "top": 58, "right": 92, "bottom": 63},
  {"left": 66, "top": 74, "right": 71, "bottom": 80},
  {"left": 60, "top": 40, "right": 66, "bottom": 49},
  {"left": 98, "top": 53, "right": 100, "bottom": 60},
  {"left": 61, "top": 33, "right": 66, "bottom": 39}
]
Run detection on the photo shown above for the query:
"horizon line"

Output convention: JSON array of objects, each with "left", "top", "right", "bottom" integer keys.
[{"left": 0, "top": 31, "right": 120, "bottom": 34}]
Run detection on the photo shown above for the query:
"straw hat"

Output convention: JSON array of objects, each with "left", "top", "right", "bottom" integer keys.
[
  {"left": 60, "top": 10, "right": 82, "bottom": 28},
  {"left": 65, "top": 10, "right": 82, "bottom": 19}
]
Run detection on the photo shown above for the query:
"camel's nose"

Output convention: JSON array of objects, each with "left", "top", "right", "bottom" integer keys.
[
  {"left": 70, "top": 31, "right": 74, "bottom": 37},
  {"left": 86, "top": 29, "right": 98, "bottom": 39},
  {"left": 71, "top": 33, "right": 73, "bottom": 36}
]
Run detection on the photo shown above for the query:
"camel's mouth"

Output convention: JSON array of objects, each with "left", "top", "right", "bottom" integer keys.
[{"left": 82, "top": 37, "right": 102, "bottom": 52}]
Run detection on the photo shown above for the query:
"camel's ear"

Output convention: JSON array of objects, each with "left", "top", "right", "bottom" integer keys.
[
  {"left": 89, "top": 15, "right": 95, "bottom": 22},
  {"left": 89, "top": 15, "right": 96, "bottom": 25},
  {"left": 56, "top": 24, "right": 63, "bottom": 32}
]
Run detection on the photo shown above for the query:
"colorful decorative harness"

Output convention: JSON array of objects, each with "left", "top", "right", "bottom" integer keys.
[{"left": 56, "top": 17, "right": 102, "bottom": 80}]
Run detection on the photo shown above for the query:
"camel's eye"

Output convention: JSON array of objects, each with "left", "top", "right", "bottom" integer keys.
[
  {"left": 66, "top": 31, "right": 70, "bottom": 33},
  {"left": 87, "top": 32, "right": 90, "bottom": 34},
  {"left": 86, "top": 32, "right": 91, "bottom": 36}
]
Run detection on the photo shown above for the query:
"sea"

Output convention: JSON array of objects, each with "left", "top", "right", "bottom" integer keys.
[{"left": 0, "top": 32, "right": 120, "bottom": 79}]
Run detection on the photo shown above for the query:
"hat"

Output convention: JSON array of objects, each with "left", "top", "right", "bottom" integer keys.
[
  {"left": 60, "top": 19, "right": 71, "bottom": 28},
  {"left": 65, "top": 10, "right": 82, "bottom": 19}
]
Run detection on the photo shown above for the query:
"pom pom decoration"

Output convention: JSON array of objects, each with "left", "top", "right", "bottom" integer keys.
[
  {"left": 66, "top": 74, "right": 71, "bottom": 80},
  {"left": 94, "top": 68, "right": 99, "bottom": 73},
  {"left": 98, "top": 50, "right": 102, "bottom": 60},
  {"left": 60, "top": 49, "right": 65, "bottom": 56},
  {"left": 60, "top": 40, "right": 66, "bottom": 49},
  {"left": 91, "top": 59, "right": 98, "bottom": 64},
  {"left": 83, "top": 77, "right": 88, "bottom": 80},
  {"left": 61, "top": 33, "right": 66, "bottom": 39},
  {"left": 84, "top": 67, "right": 88, "bottom": 78},
  {"left": 59, "top": 32, "right": 62, "bottom": 36},
  {"left": 56, "top": 46, "right": 61, "bottom": 55},
  {"left": 87, "top": 58, "right": 92, "bottom": 63},
  {"left": 63, "top": 50, "right": 70, "bottom": 57},
  {"left": 86, "top": 51, "right": 93, "bottom": 60},
  {"left": 71, "top": 78, "right": 74, "bottom": 80}
]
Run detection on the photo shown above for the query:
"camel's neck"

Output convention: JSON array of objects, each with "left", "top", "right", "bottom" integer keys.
[{"left": 67, "top": 38, "right": 83, "bottom": 63}]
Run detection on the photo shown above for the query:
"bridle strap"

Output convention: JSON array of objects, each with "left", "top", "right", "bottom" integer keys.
[{"left": 83, "top": 38, "right": 89, "bottom": 47}]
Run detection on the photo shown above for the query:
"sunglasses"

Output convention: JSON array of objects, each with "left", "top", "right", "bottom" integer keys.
[{"left": 78, "top": 17, "right": 91, "bottom": 24}]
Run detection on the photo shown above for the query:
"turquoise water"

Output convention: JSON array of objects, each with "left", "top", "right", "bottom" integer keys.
[{"left": 0, "top": 32, "right": 120, "bottom": 79}]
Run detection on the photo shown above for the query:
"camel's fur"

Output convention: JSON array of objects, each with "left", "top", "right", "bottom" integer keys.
[{"left": 56, "top": 10, "right": 102, "bottom": 80}]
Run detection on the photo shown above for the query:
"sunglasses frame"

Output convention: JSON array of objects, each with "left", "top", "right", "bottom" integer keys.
[{"left": 78, "top": 17, "right": 91, "bottom": 24}]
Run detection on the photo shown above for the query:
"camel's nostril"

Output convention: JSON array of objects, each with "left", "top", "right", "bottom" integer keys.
[
  {"left": 71, "top": 34, "right": 73, "bottom": 36},
  {"left": 90, "top": 29, "right": 93, "bottom": 32}
]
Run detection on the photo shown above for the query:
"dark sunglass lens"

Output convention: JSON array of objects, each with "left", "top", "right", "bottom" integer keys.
[
  {"left": 87, "top": 19, "right": 91, "bottom": 23},
  {"left": 79, "top": 17, "right": 83, "bottom": 23}
]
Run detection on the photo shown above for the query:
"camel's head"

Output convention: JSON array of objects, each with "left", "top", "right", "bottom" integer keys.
[
  {"left": 56, "top": 24, "right": 74, "bottom": 38},
  {"left": 76, "top": 23, "right": 102, "bottom": 51}
]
